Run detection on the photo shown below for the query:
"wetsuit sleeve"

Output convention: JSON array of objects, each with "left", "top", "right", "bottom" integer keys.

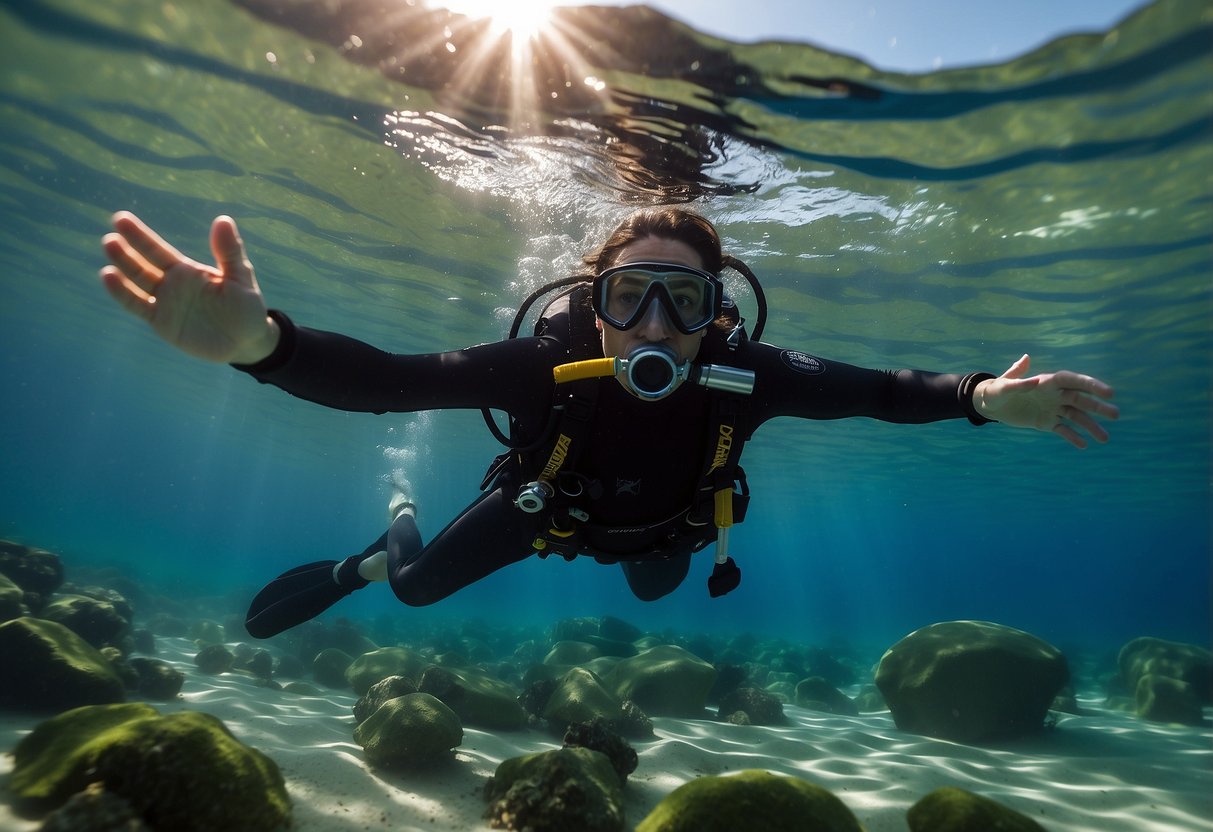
[
  {"left": 231, "top": 310, "right": 560, "bottom": 417},
  {"left": 742, "top": 342, "right": 995, "bottom": 428}
]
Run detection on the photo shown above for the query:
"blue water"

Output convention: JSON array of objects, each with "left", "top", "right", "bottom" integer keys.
[{"left": 0, "top": 0, "right": 1208, "bottom": 654}]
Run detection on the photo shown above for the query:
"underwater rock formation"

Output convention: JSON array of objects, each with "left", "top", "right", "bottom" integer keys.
[
  {"left": 312, "top": 646, "right": 354, "bottom": 688},
  {"left": 127, "top": 657, "right": 185, "bottom": 701},
  {"left": 419, "top": 665, "right": 527, "bottom": 730},
  {"left": 0, "top": 617, "right": 126, "bottom": 710},
  {"left": 0, "top": 539, "right": 65, "bottom": 600},
  {"left": 634, "top": 769, "right": 862, "bottom": 831},
  {"left": 41, "top": 594, "right": 130, "bottom": 650},
  {"left": 545, "top": 639, "right": 605, "bottom": 666},
  {"left": 875, "top": 620, "right": 1068, "bottom": 742},
  {"left": 352, "top": 692, "right": 463, "bottom": 767},
  {"left": 717, "top": 685, "right": 787, "bottom": 725},
  {"left": 484, "top": 746, "right": 625, "bottom": 832},
  {"left": 0, "top": 571, "right": 25, "bottom": 621},
  {"left": 906, "top": 786, "right": 1044, "bottom": 831},
  {"left": 1118, "top": 636, "right": 1210, "bottom": 725},
  {"left": 10, "top": 703, "right": 290, "bottom": 832},
  {"left": 37, "top": 782, "right": 151, "bottom": 832},
  {"left": 353, "top": 674, "right": 419, "bottom": 724},
  {"left": 345, "top": 645, "right": 431, "bottom": 694},
  {"left": 605, "top": 644, "right": 716, "bottom": 717},
  {"left": 562, "top": 716, "right": 638, "bottom": 783},
  {"left": 193, "top": 643, "right": 234, "bottom": 674},
  {"left": 794, "top": 677, "right": 859, "bottom": 716},
  {"left": 543, "top": 666, "right": 625, "bottom": 729}
]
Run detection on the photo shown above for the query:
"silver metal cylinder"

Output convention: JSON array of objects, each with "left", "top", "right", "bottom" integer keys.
[{"left": 696, "top": 364, "right": 756, "bottom": 396}]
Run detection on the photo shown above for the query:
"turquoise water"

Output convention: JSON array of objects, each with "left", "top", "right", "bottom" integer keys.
[{"left": 0, "top": 0, "right": 1208, "bottom": 652}]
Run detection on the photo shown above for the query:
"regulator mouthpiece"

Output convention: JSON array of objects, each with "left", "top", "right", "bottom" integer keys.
[
  {"left": 551, "top": 349, "right": 755, "bottom": 400},
  {"left": 625, "top": 346, "right": 686, "bottom": 400}
]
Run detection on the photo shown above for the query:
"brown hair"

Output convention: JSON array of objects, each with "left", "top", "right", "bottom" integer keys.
[{"left": 582, "top": 208, "right": 723, "bottom": 275}]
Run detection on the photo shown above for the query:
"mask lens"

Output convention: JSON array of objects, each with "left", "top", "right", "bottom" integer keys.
[{"left": 596, "top": 265, "right": 718, "bottom": 333}]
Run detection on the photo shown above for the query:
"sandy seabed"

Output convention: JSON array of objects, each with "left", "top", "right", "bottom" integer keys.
[{"left": 1, "top": 637, "right": 1210, "bottom": 832}]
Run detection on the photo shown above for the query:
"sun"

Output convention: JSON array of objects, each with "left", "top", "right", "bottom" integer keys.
[{"left": 442, "top": 0, "right": 557, "bottom": 38}]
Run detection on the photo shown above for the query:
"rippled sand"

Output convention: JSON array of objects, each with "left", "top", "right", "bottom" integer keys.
[{"left": 1, "top": 638, "right": 1209, "bottom": 831}]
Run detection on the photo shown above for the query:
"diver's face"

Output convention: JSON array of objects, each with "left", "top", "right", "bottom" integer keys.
[{"left": 597, "top": 236, "right": 708, "bottom": 399}]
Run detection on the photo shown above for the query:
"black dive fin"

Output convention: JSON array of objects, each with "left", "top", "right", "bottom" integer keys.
[{"left": 245, "top": 560, "right": 354, "bottom": 639}]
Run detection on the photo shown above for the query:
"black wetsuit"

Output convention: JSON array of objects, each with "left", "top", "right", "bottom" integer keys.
[{"left": 239, "top": 310, "right": 992, "bottom": 603}]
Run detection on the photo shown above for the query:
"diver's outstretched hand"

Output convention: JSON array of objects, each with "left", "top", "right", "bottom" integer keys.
[
  {"left": 101, "top": 212, "right": 280, "bottom": 364},
  {"left": 975, "top": 354, "right": 1119, "bottom": 449}
]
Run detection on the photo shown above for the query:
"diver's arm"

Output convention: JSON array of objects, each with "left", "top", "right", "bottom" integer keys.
[
  {"left": 236, "top": 310, "right": 559, "bottom": 416},
  {"left": 100, "top": 212, "right": 280, "bottom": 364},
  {"left": 745, "top": 343, "right": 1117, "bottom": 447},
  {"left": 746, "top": 343, "right": 986, "bottom": 425}
]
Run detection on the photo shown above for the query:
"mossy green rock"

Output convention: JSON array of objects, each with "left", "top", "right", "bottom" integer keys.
[
  {"left": 42, "top": 595, "right": 129, "bottom": 649},
  {"left": 544, "top": 640, "right": 604, "bottom": 666},
  {"left": 353, "top": 692, "right": 463, "bottom": 767},
  {"left": 418, "top": 665, "right": 526, "bottom": 729},
  {"left": 1119, "top": 637, "right": 1211, "bottom": 704},
  {"left": 484, "top": 746, "right": 624, "bottom": 832},
  {"left": 313, "top": 647, "right": 354, "bottom": 689},
  {"left": 346, "top": 646, "right": 432, "bottom": 694},
  {"left": 0, "top": 572, "right": 24, "bottom": 621},
  {"left": 10, "top": 703, "right": 290, "bottom": 831},
  {"left": 795, "top": 677, "right": 858, "bottom": 716},
  {"left": 1134, "top": 673, "right": 1204, "bottom": 725},
  {"left": 0, "top": 617, "right": 126, "bottom": 710},
  {"left": 606, "top": 644, "right": 716, "bottom": 717},
  {"left": 875, "top": 620, "right": 1068, "bottom": 742},
  {"left": 543, "top": 667, "right": 624, "bottom": 728},
  {"left": 635, "top": 770, "right": 863, "bottom": 832},
  {"left": 907, "top": 786, "right": 1044, "bottom": 831}
]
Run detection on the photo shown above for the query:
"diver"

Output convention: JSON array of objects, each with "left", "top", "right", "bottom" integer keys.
[{"left": 98, "top": 208, "right": 1120, "bottom": 639}]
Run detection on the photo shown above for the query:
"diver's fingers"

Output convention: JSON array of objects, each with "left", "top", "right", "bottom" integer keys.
[
  {"left": 102, "top": 231, "right": 161, "bottom": 294},
  {"left": 1063, "top": 406, "right": 1110, "bottom": 444},
  {"left": 209, "top": 215, "right": 258, "bottom": 290},
  {"left": 111, "top": 210, "right": 190, "bottom": 273},
  {"left": 100, "top": 265, "right": 155, "bottom": 323},
  {"left": 1053, "top": 422, "right": 1088, "bottom": 449},
  {"left": 1053, "top": 370, "right": 1117, "bottom": 406}
]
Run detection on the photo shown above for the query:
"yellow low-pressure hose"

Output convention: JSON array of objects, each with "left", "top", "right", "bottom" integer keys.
[{"left": 553, "top": 357, "right": 619, "bottom": 384}]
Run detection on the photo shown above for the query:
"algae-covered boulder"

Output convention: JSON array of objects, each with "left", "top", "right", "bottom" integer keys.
[
  {"left": 10, "top": 703, "right": 290, "bottom": 831},
  {"left": 41, "top": 595, "right": 130, "bottom": 649},
  {"left": 484, "top": 746, "right": 624, "bottom": 832},
  {"left": 543, "top": 667, "right": 625, "bottom": 729},
  {"left": 0, "top": 617, "right": 126, "bottom": 710},
  {"left": 606, "top": 645, "right": 716, "bottom": 717},
  {"left": 875, "top": 621, "right": 1068, "bottom": 742},
  {"left": 419, "top": 665, "right": 526, "bottom": 730},
  {"left": 353, "top": 692, "right": 463, "bottom": 768},
  {"left": 0, "top": 572, "right": 25, "bottom": 621},
  {"left": 717, "top": 686, "right": 786, "bottom": 725},
  {"left": 1119, "top": 637, "right": 1211, "bottom": 707},
  {"left": 346, "top": 645, "right": 432, "bottom": 694},
  {"left": 0, "top": 540, "right": 65, "bottom": 596},
  {"left": 1134, "top": 673, "right": 1205, "bottom": 725},
  {"left": 635, "top": 769, "right": 862, "bottom": 832},
  {"left": 545, "top": 640, "right": 604, "bottom": 666},
  {"left": 194, "top": 643, "right": 234, "bottom": 674},
  {"left": 313, "top": 647, "right": 354, "bottom": 689},
  {"left": 794, "top": 677, "right": 858, "bottom": 716},
  {"left": 907, "top": 786, "right": 1044, "bottom": 831},
  {"left": 563, "top": 717, "right": 638, "bottom": 783},
  {"left": 38, "top": 782, "right": 151, "bottom": 831},
  {"left": 353, "top": 674, "right": 419, "bottom": 724},
  {"left": 128, "top": 658, "right": 185, "bottom": 701}
]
